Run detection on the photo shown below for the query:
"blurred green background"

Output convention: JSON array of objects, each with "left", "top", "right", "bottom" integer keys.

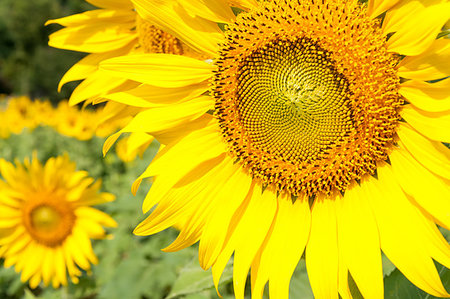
[{"left": 0, "top": 0, "right": 94, "bottom": 102}]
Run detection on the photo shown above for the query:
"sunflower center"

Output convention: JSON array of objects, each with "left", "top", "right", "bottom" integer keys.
[
  {"left": 213, "top": 0, "right": 402, "bottom": 198},
  {"left": 30, "top": 206, "right": 62, "bottom": 232},
  {"left": 22, "top": 195, "right": 76, "bottom": 247},
  {"left": 136, "top": 15, "right": 184, "bottom": 54},
  {"left": 237, "top": 38, "right": 355, "bottom": 162}
]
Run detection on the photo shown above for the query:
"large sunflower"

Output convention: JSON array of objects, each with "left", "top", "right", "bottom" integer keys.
[
  {"left": 99, "top": 0, "right": 450, "bottom": 298},
  {"left": 0, "top": 155, "right": 117, "bottom": 288}
]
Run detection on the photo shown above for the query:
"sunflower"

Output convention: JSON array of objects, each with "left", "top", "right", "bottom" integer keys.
[
  {"left": 98, "top": 0, "right": 450, "bottom": 298},
  {"left": 46, "top": 0, "right": 229, "bottom": 141},
  {"left": 0, "top": 154, "right": 117, "bottom": 288}
]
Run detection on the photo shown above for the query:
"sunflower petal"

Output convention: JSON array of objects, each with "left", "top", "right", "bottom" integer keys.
[
  {"left": 306, "top": 196, "right": 339, "bottom": 299},
  {"left": 397, "top": 123, "right": 450, "bottom": 180},
  {"left": 401, "top": 105, "right": 450, "bottom": 142},
  {"left": 100, "top": 53, "right": 214, "bottom": 88},
  {"left": 386, "top": 2, "right": 450, "bottom": 56},
  {"left": 400, "top": 78, "right": 450, "bottom": 112},
  {"left": 252, "top": 194, "right": 311, "bottom": 299},
  {"left": 211, "top": 187, "right": 277, "bottom": 299},
  {"left": 398, "top": 38, "right": 450, "bottom": 81},
  {"left": 363, "top": 164, "right": 450, "bottom": 297},
  {"left": 336, "top": 183, "right": 383, "bottom": 299}
]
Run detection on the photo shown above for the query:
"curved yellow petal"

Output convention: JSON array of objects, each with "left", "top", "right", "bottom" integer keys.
[
  {"left": 306, "top": 195, "right": 339, "bottom": 299},
  {"left": 363, "top": 164, "right": 450, "bottom": 297},
  {"left": 401, "top": 105, "right": 450, "bottom": 142},
  {"left": 48, "top": 23, "right": 137, "bottom": 53},
  {"left": 367, "top": 0, "right": 401, "bottom": 18},
  {"left": 135, "top": 154, "right": 229, "bottom": 237},
  {"left": 383, "top": 0, "right": 444, "bottom": 34},
  {"left": 398, "top": 38, "right": 450, "bottom": 81},
  {"left": 138, "top": 121, "right": 226, "bottom": 213},
  {"left": 336, "top": 183, "right": 383, "bottom": 299},
  {"left": 103, "top": 82, "right": 208, "bottom": 108},
  {"left": 400, "top": 78, "right": 450, "bottom": 112},
  {"left": 132, "top": 0, "right": 223, "bottom": 56},
  {"left": 58, "top": 44, "right": 133, "bottom": 91},
  {"left": 252, "top": 194, "right": 311, "bottom": 299},
  {"left": 199, "top": 163, "right": 253, "bottom": 270},
  {"left": 46, "top": 9, "right": 135, "bottom": 27},
  {"left": 163, "top": 157, "right": 241, "bottom": 252},
  {"left": 100, "top": 53, "right": 214, "bottom": 88},
  {"left": 386, "top": 2, "right": 450, "bottom": 56},
  {"left": 179, "top": 0, "right": 236, "bottom": 23},
  {"left": 68, "top": 70, "right": 134, "bottom": 106},
  {"left": 390, "top": 147, "right": 450, "bottom": 230},
  {"left": 211, "top": 187, "right": 277, "bottom": 299},
  {"left": 229, "top": 0, "right": 258, "bottom": 10},
  {"left": 86, "top": 0, "right": 133, "bottom": 9},
  {"left": 397, "top": 123, "right": 450, "bottom": 180},
  {"left": 119, "top": 95, "right": 212, "bottom": 140}
]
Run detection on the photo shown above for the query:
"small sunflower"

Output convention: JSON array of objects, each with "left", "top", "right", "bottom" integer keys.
[
  {"left": 99, "top": 0, "right": 450, "bottom": 298},
  {"left": 0, "top": 154, "right": 117, "bottom": 288}
]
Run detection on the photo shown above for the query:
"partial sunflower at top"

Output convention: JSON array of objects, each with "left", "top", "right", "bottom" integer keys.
[
  {"left": 46, "top": 0, "right": 238, "bottom": 150},
  {"left": 100, "top": 0, "right": 450, "bottom": 299}
]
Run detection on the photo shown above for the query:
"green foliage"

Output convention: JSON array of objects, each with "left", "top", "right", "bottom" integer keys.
[{"left": 0, "top": 0, "right": 92, "bottom": 102}]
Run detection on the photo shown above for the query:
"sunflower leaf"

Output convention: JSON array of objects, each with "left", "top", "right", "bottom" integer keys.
[
  {"left": 166, "top": 257, "right": 233, "bottom": 299},
  {"left": 289, "top": 260, "right": 314, "bottom": 299},
  {"left": 384, "top": 263, "right": 450, "bottom": 299}
]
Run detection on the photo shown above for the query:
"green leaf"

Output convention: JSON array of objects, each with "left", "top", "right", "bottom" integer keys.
[
  {"left": 382, "top": 253, "right": 396, "bottom": 277},
  {"left": 289, "top": 260, "right": 314, "bottom": 299},
  {"left": 166, "top": 257, "right": 233, "bottom": 299},
  {"left": 384, "top": 263, "right": 450, "bottom": 299}
]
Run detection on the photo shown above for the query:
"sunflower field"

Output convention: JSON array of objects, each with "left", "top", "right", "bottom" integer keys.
[{"left": 1, "top": 0, "right": 450, "bottom": 298}]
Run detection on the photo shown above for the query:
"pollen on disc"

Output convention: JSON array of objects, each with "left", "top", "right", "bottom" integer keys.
[{"left": 213, "top": 0, "right": 402, "bottom": 198}]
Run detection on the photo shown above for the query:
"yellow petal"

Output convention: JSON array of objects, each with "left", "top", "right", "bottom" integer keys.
[
  {"left": 367, "top": 0, "right": 401, "bottom": 18},
  {"left": 119, "top": 95, "right": 213, "bottom": 140},
  {"left": 401, "top": 105, "right": 450, "bottom": 142},
  {"left": 252, "top": 194, "right": 311, "bottom": 299},
  {"left": 138, "top": 122, "right": 226, "bottom": 213},
  {"left": 397, "top": 123, "right": 450, "bottom": 180},
  {"left": 54, "top": 247, "right": 68, "bottom": 287},
  {"left": 179, "top": 0, "right": 235, "bottom": 23},
  {"left": 211, "top": 187, "right": 277, "bottom": 299},
  {"left": 229, "top": 0, "right": 258, "bottom": 10},
  {"left": 103, "top": 82, "right": 208, "bottom": 107},
  {"left": 75, "top": 206, "right": 117, "bottom": 228},
  {"left": 132, "top": 0, "right": 223, "bottom": 56},
  {"left": 400, "top": 78, "right": 450, "bottom": 112},
  {"left": 48, "top": 23, "right": 137, "bottom": 53},
  {"left": 336, "top": 183, "right": 383, "bottom": 299},
  {"left": 398, "top": 38, "right": 450, "bottom": 81},
  {"left": 46, "top": 9, "right": 135, "bottom": 27},
  {"left": 390, "top": 147, "right": 450, "bottom": 230},
  {"left": 100, "top": 53, "right": 214, "bottom": 88},
  {"left": 306, "top": 195, "right": 339, "bottom": 299},
  {"left": 363, "top": 164, "right": 450, "bottom": 297},
  {"left": 198, "top": 162, "right": 253, "bottom": 270},
  {"left": 86, "top": 0, "right": 133, "bottom": 9},
  {"left": 163, "top": 157, "right": 240, "bottom": 252},
  {"left": 383, "top": 0, "right": 444, "bottom": 33},
  {"left": 68, "top": 70, "right": 132, "bottom": 105},
  {"left": 386, "top": 2, "right": 450, "bottom": 56},
  {"left": 58, "top": 44, "right": 133, "bottom": 91}
]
